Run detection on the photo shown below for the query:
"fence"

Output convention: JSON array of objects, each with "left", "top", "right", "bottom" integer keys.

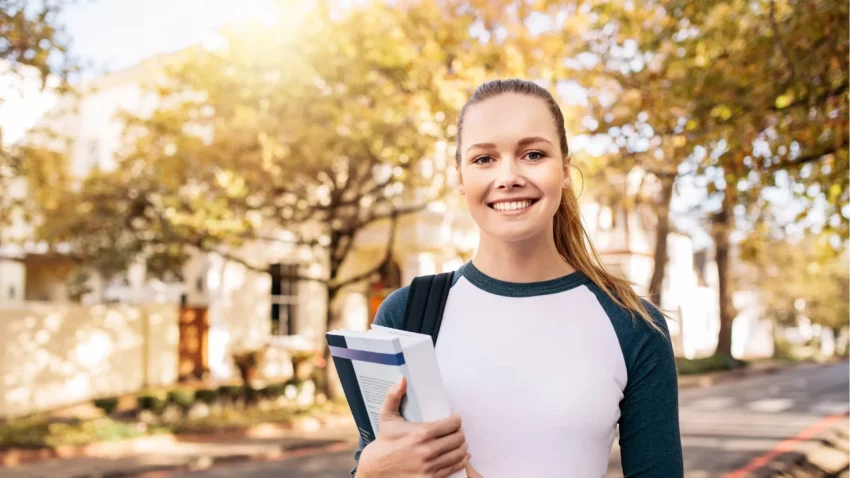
[{"left": 0, "top": 302, "right": 178, "bottom": 417}]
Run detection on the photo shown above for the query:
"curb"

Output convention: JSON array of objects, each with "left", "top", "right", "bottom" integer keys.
[
  {"left": 81, "top": 439, "right": 357, "bottom": 478},
  {"left": 0, "top": 435, "right": 179, "bottom": 467},
  {"left": 749, "top": 413, "right": 850, "bottom": 478},
  {"left": 677, "top": 361, "right": 813, "bottom": 390},
  {"left": 0, "top": 414, "right": 355, "bottom": 468}
]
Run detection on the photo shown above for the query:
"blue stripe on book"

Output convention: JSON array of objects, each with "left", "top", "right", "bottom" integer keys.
[
  {"left": 325, "top": 334, "right": 375, "bottom": 444},
  {"left": 329, "top": 346, "right": 406, "bottom": 366}
]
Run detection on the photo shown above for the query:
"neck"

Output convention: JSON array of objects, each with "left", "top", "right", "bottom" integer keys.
[{"left": 472, "top": 228, "right": 575, "bottom": 283}]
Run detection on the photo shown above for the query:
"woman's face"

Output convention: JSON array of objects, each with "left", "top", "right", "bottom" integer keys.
[{"left": 457, "top": 93, "right": 569, "bottom": 244}]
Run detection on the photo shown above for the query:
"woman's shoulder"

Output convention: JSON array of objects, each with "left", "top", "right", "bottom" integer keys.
[
  {"left": 372, "top": 268, "right": 464, "bottom": 330},
  {"left": 372, "top": 285, "right": 410, "bottom": 330}
]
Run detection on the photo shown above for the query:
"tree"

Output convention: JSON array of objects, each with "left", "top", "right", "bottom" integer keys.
[
  {"left": 34, "top": 1, "right": 532, "bottom": 394},
  {"left": 548, "top": 0, "right": 847, "bottom": 357},
  {"left": 675, "top": 0, "right": 847, "bottom": 356},
  {"left": 740, "top": 230, "right": 849, "bottom": 355},
  {"left": 0, "top": 0, "right": 76, "bottom": 230}
]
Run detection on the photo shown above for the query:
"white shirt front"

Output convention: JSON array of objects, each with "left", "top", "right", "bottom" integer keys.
[{"left": 434, "top": 276, "right": 627, "bottom": 477}]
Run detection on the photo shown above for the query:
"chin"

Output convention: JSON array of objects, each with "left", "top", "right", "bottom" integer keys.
[{"left": 481, "top": 223, "right": 549, "bottom": 244}]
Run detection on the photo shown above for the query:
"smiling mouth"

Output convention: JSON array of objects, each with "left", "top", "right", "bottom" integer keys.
[{"left": 488, "top": 199, "right": 538, "bottom": 212}]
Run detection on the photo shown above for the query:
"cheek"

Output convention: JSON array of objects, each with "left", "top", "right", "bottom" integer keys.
[{"left": 534, "top": 166, "right": 566, "bottom": 195}]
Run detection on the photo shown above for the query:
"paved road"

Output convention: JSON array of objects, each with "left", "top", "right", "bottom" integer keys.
[{"left": 165, "top": 362, "right": 849, "bottom": 478}]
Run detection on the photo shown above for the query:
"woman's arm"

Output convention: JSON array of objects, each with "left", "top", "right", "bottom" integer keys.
[
  {"left": 618, "top": 303, "right": 684, "bottom": 477},
  {"left": 349, "top": 285, "right": 409, "bottom": 476}
]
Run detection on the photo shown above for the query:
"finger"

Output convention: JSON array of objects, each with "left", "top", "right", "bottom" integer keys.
[
  {"left": 429, "top": 438, "right": 468, "bottom": 471},
  {"left": 379, "top": 376, "right": 406, "bottom": 419},
  {"left": 426, "top": 428, "right": 466, "bottom": 459},
  {"left": 465, "top": 460, "right": 484, "bottom": 478},
  {"left": 423, "top": 413, "right": 462, "bottom": 440},
  {"left": 435, "top": 451, "right": 470, "bottom": 478}
]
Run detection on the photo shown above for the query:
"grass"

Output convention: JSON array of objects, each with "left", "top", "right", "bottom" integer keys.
[
  {"left": 0, "top": 400, "right": 342, "bottom": 450},
  {"left": 0, "top": 416, "right": 168, "bottom": 450},
  {"left": 676, "top": 354, "right": 748, "bottom": 375},
  {"left": 169, "top": 405, "right": 308, "bottom": 435}
]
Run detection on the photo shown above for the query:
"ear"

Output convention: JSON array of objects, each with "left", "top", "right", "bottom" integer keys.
[
  {"left": 456, "top": 162, "right": 465, "bottom": 195},
  {"left": 562, "top": 156, "right": 571, "bottom": 189}
]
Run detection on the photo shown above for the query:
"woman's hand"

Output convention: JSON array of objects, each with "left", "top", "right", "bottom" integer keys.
[
  {"left": 465, "top": 461, "right": 485, "bottom": 478},
  {"left": 356, "top": 377, "right": 470, "bottom": 478}
]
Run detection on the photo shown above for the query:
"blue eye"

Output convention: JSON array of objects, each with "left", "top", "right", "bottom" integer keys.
[{"left": 526, "top": 151, "right": 545, "bottom": 161}]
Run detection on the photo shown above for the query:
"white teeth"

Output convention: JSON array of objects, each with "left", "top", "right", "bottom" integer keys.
[{"left": 492, "top": 200, "right": 533, "bottom": 211}]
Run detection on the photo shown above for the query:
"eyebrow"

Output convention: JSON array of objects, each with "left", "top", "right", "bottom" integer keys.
[{"left": 465, "top": 136, "right": 553, "bottom": 154}]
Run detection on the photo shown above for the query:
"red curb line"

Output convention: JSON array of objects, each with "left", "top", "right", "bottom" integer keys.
[{"left": 722, "top": 410, "right": 849, "bottom": 478}]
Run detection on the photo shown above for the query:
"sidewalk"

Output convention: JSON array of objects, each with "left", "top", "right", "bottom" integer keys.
[
  {"left": 677, "top": 359, "right": 810, "bottom": 390},
  {"left": 0, "top": 360, "right": 808, "bottom": 478},
  {"left": 0, "top": 424, "right": 360, "bottom": 478}
]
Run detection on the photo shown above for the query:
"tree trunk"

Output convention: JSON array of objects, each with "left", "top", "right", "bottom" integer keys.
[
  {"left": 712, "top": 189, "right": 736, "bottom": 359},
  {"left": 831, "top": 326, "right": 844, "bottom": 357},
  {"left": 648, "top": 175, "right": 675, "bottom": 305},
  {"left": 320, "top": 284, "right": 344, "bottom": 400}
]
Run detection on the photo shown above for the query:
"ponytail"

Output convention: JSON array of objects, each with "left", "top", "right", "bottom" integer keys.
[{"left": 555, "top": 186, "right": 664, "bottom": 333}]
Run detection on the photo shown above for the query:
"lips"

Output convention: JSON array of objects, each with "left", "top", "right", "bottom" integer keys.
[{"left": 488, "top": 199, "right": 538, "bottom": 211}]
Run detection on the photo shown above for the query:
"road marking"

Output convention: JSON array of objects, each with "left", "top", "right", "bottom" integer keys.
[
  {"left": 745, "top": 398, "right": 794, "bottom": 413},
  {"left": 721, "top": 410, "right": 849, "bottom": 478}
]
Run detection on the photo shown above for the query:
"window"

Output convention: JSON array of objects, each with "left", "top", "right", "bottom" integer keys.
[{"left": 270, "top": 263, "right": 299, "bottom": 336}]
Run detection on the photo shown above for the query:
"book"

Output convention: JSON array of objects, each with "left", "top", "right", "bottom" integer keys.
[{"left": 326, "top": 325, "right": 466, "bottom": 478}]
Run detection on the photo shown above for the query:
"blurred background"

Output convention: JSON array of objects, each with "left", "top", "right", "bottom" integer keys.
[{"left": 0, "top": 0, "right": 847, "bottom": 477}]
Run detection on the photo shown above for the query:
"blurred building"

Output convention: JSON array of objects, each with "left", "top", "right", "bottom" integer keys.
[{"left": 1, "top": 51, "right": 771, "bottom": 411}]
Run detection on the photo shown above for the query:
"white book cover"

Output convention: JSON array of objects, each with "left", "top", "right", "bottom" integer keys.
[{"left": 326, "top": 328, "right": 466, "bottom": 478}]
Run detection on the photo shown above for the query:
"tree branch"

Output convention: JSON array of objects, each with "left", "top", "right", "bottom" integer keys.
[
  {"left": 353, "top": 200, "right": 430, "bottom": 233},
  {"left": 768, "top": 141, "right": 845, "bottom": 172},
  {"left": 330, "top": 210, "right": 400, "bottom": 291},
  {"left": 769, "top": 0, "right": 797, "bottom": 85}
]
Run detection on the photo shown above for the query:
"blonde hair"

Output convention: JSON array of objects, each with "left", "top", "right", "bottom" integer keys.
[{"left": 456, "top": 79, "right": 664, "bottom": 334}]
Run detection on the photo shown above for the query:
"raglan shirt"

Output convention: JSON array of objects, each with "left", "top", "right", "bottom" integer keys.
[{"left": 350, "top": 262, "right": 683, "bottom": 478}]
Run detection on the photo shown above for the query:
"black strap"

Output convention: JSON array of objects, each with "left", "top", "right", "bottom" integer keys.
[{"left": 401, "top": 272, "right": 453, "bottom": 346}]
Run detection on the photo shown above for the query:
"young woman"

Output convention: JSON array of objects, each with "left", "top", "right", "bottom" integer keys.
[{"left": 351, "top": 79, "right": 683, "bottom": 478}]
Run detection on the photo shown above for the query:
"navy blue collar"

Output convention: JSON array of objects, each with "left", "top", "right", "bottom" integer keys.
[{"left": 458, "top": 261, "right": 590, "bottom": 297}]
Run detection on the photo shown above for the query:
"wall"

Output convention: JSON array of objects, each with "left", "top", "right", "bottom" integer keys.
[
  {"left": 0, "top": 260, "right": 25, "bottom": 303},
  {"left": 0, "top": 302, "right": 178, "bottom": 417}
]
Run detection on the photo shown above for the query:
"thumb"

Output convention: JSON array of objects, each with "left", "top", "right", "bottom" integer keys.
[{"left": 380, "top": 376, "right": 406, "bottom": 419}]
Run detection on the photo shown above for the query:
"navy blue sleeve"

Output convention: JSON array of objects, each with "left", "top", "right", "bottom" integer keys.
[
  {"left": 350, "top": 286, "right": 409, "bottom": 477},
  {"left": 617, "top": 300, "right": 683, "bottom": 477},
  {"left": 587, "top": 285, "right": 684, "bottom": 478}
]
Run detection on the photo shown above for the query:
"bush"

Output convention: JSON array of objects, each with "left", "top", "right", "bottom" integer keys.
[
  {"left": 310, "top": 369, "right": 328, "bottom": 394},
  {"left": 0, "top": 416, "right": 160, "bottom": 449},
  {"left": 194, "top": 388, "right": 218, "bottom": 405},
  {"left": 93, "top": 397, "right": 119, "bottom": 415},
  {"left": 261, "top": 382, "right": 287, "bottom": 400},
  {"left": 773, "top": 338, "right": 801, "bottom": 361},
  {"left": 676, "top": 354, "right": 748, "bottom": 375},
  {"left": 244, "top": 386, "right": 261, "bottom": 405},
  {"left": 217, "top": 385, "right": 244, "bottom": 403},
  {"left": 137, "top": 390, "right": 168, "bottom": 414},
  {"left": 0, "top": 416, "right": 50, "bottom": 448},
  {"left": 167, "top": 388, "right": 196, "bottom": 411}
]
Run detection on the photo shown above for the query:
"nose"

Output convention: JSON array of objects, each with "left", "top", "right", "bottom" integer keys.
[{"left": 494, "top": 158, "right": 526, "bottom": 190}]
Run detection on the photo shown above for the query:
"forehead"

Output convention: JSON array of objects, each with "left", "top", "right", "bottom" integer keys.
[{"left": 461, "top": 93, "right": 559, "bottom": 148}]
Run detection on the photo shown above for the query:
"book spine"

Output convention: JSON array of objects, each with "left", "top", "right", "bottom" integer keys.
[{"left": 326, "top": 333, "right": 376, "bottom": 445}]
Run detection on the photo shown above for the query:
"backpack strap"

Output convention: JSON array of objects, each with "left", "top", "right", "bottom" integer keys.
[{"left": 401, "top": 271, "right": 453, "bottom": 346}]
